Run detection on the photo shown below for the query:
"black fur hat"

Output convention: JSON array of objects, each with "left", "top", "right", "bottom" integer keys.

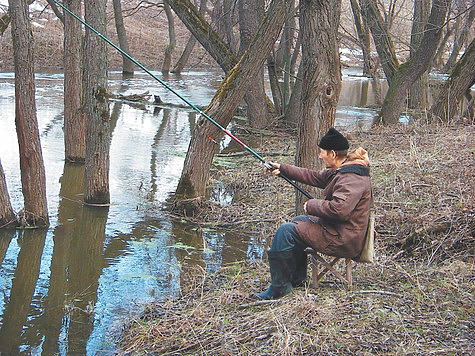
[{"left": 318, "top": 127, "right": 349, "bottom": 151}]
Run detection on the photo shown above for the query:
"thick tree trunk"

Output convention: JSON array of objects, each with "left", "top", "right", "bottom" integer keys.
[
  {"left": 165, "top": 0, "right": 238, "bottom": 73},
  {"left": 359, "top": 0, "right": 399, "bottom": 84},
  {"left": 238, "top": 0, "right": 269, "bottom": 129},
  {"left": 9, "top": 0, "right": 49, "bottom": 227},
  {"left": 172, "top": 0, "right": 207, "bottom": 73},
  {"left": 0, "top": 160, "right": 16, "bottom": 228},
  {"left": 112, "top": 0, "right": 134, "bottom": 75},
  {"left": 84, "top": 0, "right": 111, "bottom": 204},
  {"left": 176, "top": 0, "right": 293, "bottom": 198},
  {"left": 408, "top": 0, "right": 430, "bottom": 111},
  {"left": 162, "top": 2, "right": 175, "bottom": 74},
  {"left": 295, "top": 0, "right": 342, "bottom": 214},
  {"left": 64, "top": 0, "right": 85, "bottom": 163},
  {"left": 430, "top": 39, "right": 475, "bottom": 122},
  {"left": 377, "top": 0, "right": 449, "bottom": 125}
]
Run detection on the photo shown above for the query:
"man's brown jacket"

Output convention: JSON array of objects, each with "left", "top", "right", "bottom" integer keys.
[{"left": 279, "top": 161, "right": 371, "bottom": 258}]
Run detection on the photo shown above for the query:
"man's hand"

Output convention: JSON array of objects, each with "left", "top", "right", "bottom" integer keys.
[{"left": 266, "top": 161, "right": 281, "bottom": 175}]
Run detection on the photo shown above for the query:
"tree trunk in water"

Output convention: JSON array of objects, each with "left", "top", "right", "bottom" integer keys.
[
  {"left": 162, "top": 2, "right": 175, "bottom": 74},
  {"left": 165, "top": 0, "right": 238, "bottom": 73},
  {"left": 84, "top": 0, "right": 111, "bottom": 204},
  {"left": 238, "top": 0, "right": 269, "bottom": 128},
  {"left": 430, "top": 39, "right": 475, "bottom": 122},
  {"left": 9, "top": 0, "right": 49, "bottom": 227},
  {"left": 172, "top": 0, "right": 207, "bottom": 73},
  {"left": 295, "top": 0, "right": 342, "bottom": 214},
  {"left": 64, "top": 0, "right": 85, "bottom": 163},
  {"left": 359, "top": 0, "right": 398, "bottom": 84},
  {"left": 377, "top": 0, "right": 449, "bottom": 125},
  {"left": 0, "top": 160, "right": 16, "bottom": 228},
  {"left": 112, "top": 0, "right": 134, "bottom": 76},
  {"left": 176, "top": 0, "right": 293, "bottom": 199},
  {"left": 408, "top": 0, "right": 430, "bottom": 111}
]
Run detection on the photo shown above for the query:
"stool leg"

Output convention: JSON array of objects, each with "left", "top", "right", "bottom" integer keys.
[
  {"left": 311, "top": 254, "right": 318, "bottom": 288},
  {"left": 345, "top": 258, "right": 352, "bottom": 290}
]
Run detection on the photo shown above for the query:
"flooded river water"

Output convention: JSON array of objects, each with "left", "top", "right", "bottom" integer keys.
[{"left": 0, "top": 69, "right": 379, "bottom": 354}]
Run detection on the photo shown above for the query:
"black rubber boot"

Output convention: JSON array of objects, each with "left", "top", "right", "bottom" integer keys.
[
  {"left": 291, "top": 248, "right": 308, "bottom": 287},
  {"left": 254, "top": 249, "right": 294, "bottom": 300}
]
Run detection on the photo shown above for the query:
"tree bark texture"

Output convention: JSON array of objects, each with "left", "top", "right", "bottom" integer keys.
[
  {"left": 377, "top": 0, "right": 449, "bottom": 125},
  {"left": 9, "top": 0, "right": 49, "bottom": 227},
  {"left": 0, "top": 159, "right": 16, "bottom": 228},
  {"left": 408, "top": 0, "right": 430, "bottom": 110},
  {"left": 162, "top": 2, "right": 176, "bottom": 74},
  {"left": 176, "top": 0, "right": 294, "bottom": 198},
  {"left": 84, "top": 0, "right": 111, "bottom": 204},
  {"left": 295, "top": 0, "right": 342, "bottom": 214},
  {"left": 112, "top": 0, "right": 134, "bottom": 75},
  {"left": 359, "top": 0, "right": 399, "bottom": 84},
  {"left": 238, "top": 0, "right": 269, "bottom": 128},
  {"left": 430, "top": 39, "right": 475, "bottom": 122},
  {"left": 64, "top": 0, "right": 85, "bottom": 163},
  {"left": 165, "top": 0, "right": 238, "bottom": 73}
]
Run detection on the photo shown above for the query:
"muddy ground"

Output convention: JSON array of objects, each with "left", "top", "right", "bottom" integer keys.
[{"left": 120, "top": 122, "right": 474, "bottom": 355}]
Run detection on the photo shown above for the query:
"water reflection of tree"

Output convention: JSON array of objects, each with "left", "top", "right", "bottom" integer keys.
[
  {"left": 0, "top": 229, "right": 47, "bottom": 354},
  {"left": 38, "top": 164, "right": 109, "bottom": 355}
]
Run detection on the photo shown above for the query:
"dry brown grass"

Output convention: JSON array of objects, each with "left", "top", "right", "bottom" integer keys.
[{"left": 122, "top": 122, "right": 474, "bottom": 355}]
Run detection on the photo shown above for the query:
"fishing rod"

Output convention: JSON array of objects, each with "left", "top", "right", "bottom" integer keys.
[{"left": 52, "top": 0, "right": 313, "bottom": 200}]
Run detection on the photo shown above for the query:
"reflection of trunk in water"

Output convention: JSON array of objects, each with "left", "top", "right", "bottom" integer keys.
[
  {"left": 67, "top": 205, "right": 108, "bottom": 354},
  {"left": 0, "top": 230, "right": 14, "bottom": 266},
  {"left": 0, "top": 229, "right": 47, "bottom": 354},
  {"left": 40, "top": 163, "right": 84, "bottom": 354}
]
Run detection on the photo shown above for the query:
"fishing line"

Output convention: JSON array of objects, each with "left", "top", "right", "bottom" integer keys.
[{"left": 52, "top": 0, "right": 313, "bottom": 199}]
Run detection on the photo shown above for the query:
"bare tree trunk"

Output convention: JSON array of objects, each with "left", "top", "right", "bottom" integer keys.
[
  {"left": 46, "top": 0, "right": 65, "bottom": 23},
  {"left": 350, "top": 0, "right": 372, "bottom": 76},
  {"left": 267, "top": 53, "right": 283, "bottom": 116},
  {"left": 162, "top": 2, "right": 176, "bottom": 74},
  {"left": 165, "top": 0, "right": 238, "bottom": 73},
  {"left": 430, "top": 39, "right": 475, "bottom": 122},
  {"left": 172, "top": 0, "right": 207, "bottom": 73},
  {"left": 176, "top": 0, "right": 294, "bottom": 199},
  {"left": 84, "top": 0, "right": 110, "bottom": 204},
  {"left": 9, "top": 0, "right": 49, "bottom": 227},
  {"left": 377, "top": 0, "right": 449, "bottom": 125},
  {"left": 223, "top": 0, "right": 238, "bottom": 53},
  {"left": 238, "top": 0, "right": 269, "bottom": 128},
  {"left": 0, "top": 159, "right": 16, "bottom": 228},
  {"left": 295, "top": 0, "right": 342, "bottom": 214},
  {"left": 443, "top": 4, "right": 474, "bottom": 73},
  {"left": 112, "top": 0, "right": 134, "bottom": 76},
  {"left": 359, "top": 0, "right": 399, "bottom": 84},
  {"left": 64, "top": 0, "right": 85, "bottom": 163},
  {"left": 408, "top": 0, "right": 431, "bottom": 111}
]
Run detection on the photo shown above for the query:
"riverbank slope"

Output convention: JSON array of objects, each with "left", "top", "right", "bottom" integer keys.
[{"left": 120, "top": 122, "right": 474, "bottom": 355}]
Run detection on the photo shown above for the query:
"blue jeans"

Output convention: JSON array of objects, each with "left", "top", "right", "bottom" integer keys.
[{"left": 270, "top": 215, "right": 313, "bottom": 252}]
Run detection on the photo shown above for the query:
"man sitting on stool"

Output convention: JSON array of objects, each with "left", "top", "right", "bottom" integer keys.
[{"left": 254, "top": 127, "right": 371, "bottom": 300}]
